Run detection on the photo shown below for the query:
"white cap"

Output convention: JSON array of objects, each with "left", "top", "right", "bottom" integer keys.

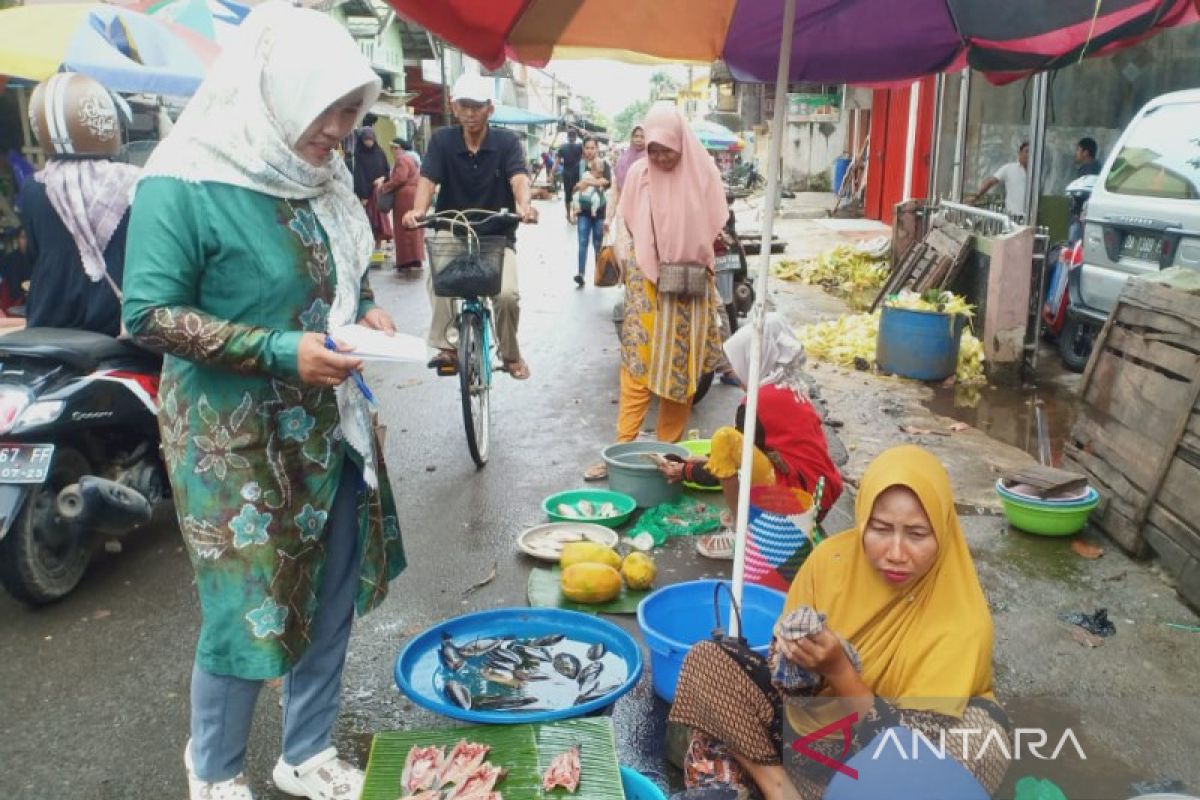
[{"left": 451, "top": 74, "right": 494, "bottom": 104}]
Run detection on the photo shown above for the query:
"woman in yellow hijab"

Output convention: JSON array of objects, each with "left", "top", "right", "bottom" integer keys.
[{"left": 669, "top": 446, "right": 1010, "bottom": 800}]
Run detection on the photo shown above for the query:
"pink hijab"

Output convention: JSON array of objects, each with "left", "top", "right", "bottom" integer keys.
[
  {"left": 617, "top": 107, "right": 727, "bottom": 284},
  {"left": 614, "top": 125, "right": 645, "bottom": 190}
]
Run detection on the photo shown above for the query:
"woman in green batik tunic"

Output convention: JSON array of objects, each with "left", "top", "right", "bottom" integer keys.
[{"left": 122, "top": 5, "right": 405, "bottom": 799}]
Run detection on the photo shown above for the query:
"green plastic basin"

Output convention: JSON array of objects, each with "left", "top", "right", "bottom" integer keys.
[
  {"left": 542, "top": 488, "right": 637, "bottom": 528},
  {"left": 996, "top": 483, "right": 1099, "bottom": 536}
]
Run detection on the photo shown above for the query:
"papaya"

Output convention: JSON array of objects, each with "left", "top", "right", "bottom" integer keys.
[
  {"left": 560, "top": 563, "right": 623, "bottom": 604},
  {"left": 620, "top": 551, "right": 657, "bottom": 590},
  {"left": 559, "top": 542, "right": 622, "bottom": 571}
]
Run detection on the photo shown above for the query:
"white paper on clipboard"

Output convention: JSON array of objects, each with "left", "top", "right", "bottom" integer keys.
[{"left": 329, "top": 325, "right": 429, "bottom": 363}]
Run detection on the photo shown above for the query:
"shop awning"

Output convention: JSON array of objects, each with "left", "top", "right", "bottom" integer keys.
[{"left": 490, "top": 103, "right": 557, "bottom": 125}]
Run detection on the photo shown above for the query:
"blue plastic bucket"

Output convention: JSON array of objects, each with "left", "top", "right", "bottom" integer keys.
[
  {"left": 876, "top": 305, "right": 966, "bottom": 381},
  {"left": 832, "top": 155, "right": 852, "bottom": 192},
  {"left": 636, "top": 579, "right": 786, "bottom": 703},
  {"left": 620, "top": 766, "right": 668, "bottom": 800}
]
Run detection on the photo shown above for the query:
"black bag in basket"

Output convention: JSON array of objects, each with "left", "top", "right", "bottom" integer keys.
[{"left": 431, "top": 252, "right": 503, "bottom": 298}]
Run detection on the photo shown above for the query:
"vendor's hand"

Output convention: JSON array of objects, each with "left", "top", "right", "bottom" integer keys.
[
  {"left": 778, "top": 628, "right": 850, "bottom": 680},
  {"left": 373, "top": 176, "right": 385, "bottom": 186},
  {"left": 519, "top": 204, "right": 539, "bottom": 224},
  {"left": 658, "top": 460, "right": 685, "bottom": 484},
  {"left": 361, "top": 198, "right": 369, "bottom": 207},
  {"left": 297, "top": 332, "right": 363, "bottom": 388},
  {"left": 402, "top": 209, "right": 426, "bottom": 229},
  {"left": 358, "top": 307, "right": 396, "bottom": 335},
  {"left": 965, "top": 193, "right": 978, "bottom": 205}
]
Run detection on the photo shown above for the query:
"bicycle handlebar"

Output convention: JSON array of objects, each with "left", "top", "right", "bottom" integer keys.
[{"left": 415, "top": 209, "right": 524, "bottom": 233}]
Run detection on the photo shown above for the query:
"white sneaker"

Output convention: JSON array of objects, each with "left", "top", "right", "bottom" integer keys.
[
  {"left": 696, "top": 530, "right": 736, "bottom": 560},
  {"left": 272, "top": 747, "right": 363, "bottom": 800},
  {"left": 185, "top": 740, "right": 255, "bottom": 800}
]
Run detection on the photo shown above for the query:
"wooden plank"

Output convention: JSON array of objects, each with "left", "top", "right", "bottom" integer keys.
[
  {"left": 1002, "top": 465, "right": 1089, "bottom": 496},
  {"left": 1106, "top": 324, "right": 1200, "bottom": 381},
  {"left": 924, "top": 227, "right": 963, "bottom": 259},
  {"left": 1122, "top": 279, "right": 1200, "bottom": 327},
  {"left": 1062, "top": 448, "right": 1148, "bottom": 556},
  {"left": 1148, "top": 502, "right": 1200, "bottom": 558},
  {"left": 1094, "top": 499, "right": 1147, "bottom": 557},
  {"left": 915, "top": 255, "right": 953, "bottom": 292},
  {"left": 1157, "top": 455, "right": 1200, "bottom": 529},
  {"left": 1069, "top": 412, "right": 1161, "bottom": 490},
  {"left": 1078, "top": 300, "right": 1117, "bottom": 390},
  {"left": 1143, "top": 524, "right": 1200, "bottom": 610},
  {"left": 870, "top": 243, "right": 928, "bottom": 312},
  {"left": 1130, "top": 352, "right": 1200, "bottom": 532},
  {"left": 1063, "top": 445, "right": 1143, "bottom": 506},
  {"left": 1115, "top": 304, "right": 1196, "bottom": 338},
  {"left": 1083, "top": 351, "right": 1194, "bottom": 442}
]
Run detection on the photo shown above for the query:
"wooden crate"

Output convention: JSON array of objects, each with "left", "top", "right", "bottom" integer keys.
[{"left": 1063, "top": 270, "right": 1200, "bottom": 607}]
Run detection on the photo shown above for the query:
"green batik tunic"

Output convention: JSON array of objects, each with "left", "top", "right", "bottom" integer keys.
[{"left": 123, "top": 178, "right": 406, "bottom": 680}]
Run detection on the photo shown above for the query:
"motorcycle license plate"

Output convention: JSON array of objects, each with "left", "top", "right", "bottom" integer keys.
[
  {"left": 0, "top": 443, "right": 55, "bottom": 483},
  {"left": 1120, "top": 234, "right": 1162, "bottom": 261}
]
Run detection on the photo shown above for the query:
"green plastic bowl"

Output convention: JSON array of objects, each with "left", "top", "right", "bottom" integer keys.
[
  {"left": 997, "top": 485, "right": 1099, "bottom": 536},
  {"left": 679, "top": 439, "right": 720, "bottom": 492},
  {"left": 542, "top": 489, "right": 637, "bottom": 528}
]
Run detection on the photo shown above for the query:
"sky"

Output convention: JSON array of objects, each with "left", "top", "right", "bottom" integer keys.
[{"left": 543, "top": 59, "right": 695, "bottom": 119}]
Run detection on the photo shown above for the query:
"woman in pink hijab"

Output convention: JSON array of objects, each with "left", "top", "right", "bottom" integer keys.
[{"left": 586, "top": 107, "right": 727, "bottom": 479}]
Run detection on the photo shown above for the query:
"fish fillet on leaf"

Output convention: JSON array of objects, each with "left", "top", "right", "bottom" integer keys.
[
  {"left": 397, "top": 791, "right": 441, "bottom": 800},
  {"left": 437, "top": 740, "right": 491, "bottom": 787},
  {"left": 444, "top": 763, "right": 504, "bottom": 799},
  {"left": 400, "top": 745, "right": 445, "bottom": 794},
  {"left": 541, "top": 745, "right": 581, "bottom": 792}
]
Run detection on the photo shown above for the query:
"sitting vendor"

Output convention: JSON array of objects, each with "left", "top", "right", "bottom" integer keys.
[
  {"left": 668, "top": 445, "right": 1011, "bottom": 800},
  {"left": 658, "top": 315, "right": 843, "bottom": 559}
]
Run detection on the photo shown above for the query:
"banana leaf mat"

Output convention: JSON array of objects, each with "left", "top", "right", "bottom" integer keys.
[
  {"left": 527, "top": 566, "right": 652, "bottom": 615},
  {"left": 362, "top": 717, "right": 624, "bottom": 799}
]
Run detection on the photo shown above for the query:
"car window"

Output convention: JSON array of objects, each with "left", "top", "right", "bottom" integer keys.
[{"left": 1104, "top": 101, "right": 1200, "bottom": 201}]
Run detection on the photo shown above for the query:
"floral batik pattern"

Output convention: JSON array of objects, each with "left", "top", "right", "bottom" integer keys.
[{"left": 130, "top": 188, "right": 405, "bottom": 680}]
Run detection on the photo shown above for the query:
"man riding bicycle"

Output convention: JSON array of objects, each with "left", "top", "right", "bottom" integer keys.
[{"left": 403, "top": 73, "right": 537, "bottom": 380}]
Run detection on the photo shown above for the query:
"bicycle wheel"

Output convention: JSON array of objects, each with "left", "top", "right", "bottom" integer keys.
[{"left": 458, "top": 309, "right": 490, "bottom": 467}]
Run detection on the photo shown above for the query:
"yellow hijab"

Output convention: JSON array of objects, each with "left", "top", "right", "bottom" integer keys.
[{"left": 784, "top": 445, "right": 994, "bottom": 733}]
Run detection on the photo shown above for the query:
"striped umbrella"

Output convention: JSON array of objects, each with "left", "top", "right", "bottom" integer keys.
[{"left": 0, "top": 3, "right": 219, "bottom": 96}]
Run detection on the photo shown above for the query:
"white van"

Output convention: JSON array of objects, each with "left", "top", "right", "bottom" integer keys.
[{"left": 1076, "top": 89, "right": 1200, "bottom": 317}]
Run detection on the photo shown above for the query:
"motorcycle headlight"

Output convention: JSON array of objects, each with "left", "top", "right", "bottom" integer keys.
[{"left": 14, "top": 400, "right": 64, "bottom": 431}]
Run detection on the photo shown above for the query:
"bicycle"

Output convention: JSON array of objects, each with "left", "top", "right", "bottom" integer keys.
[{"left": 417, "top": 209, "right": 522, "bottom": 468}]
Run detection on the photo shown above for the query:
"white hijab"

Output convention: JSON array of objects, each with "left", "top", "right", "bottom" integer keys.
[
  {"left": 142, "top": 2, "right": 383, "bottom": 488},
  {"left": 723, "top": 313, "right": 809, "bottom": 398}
]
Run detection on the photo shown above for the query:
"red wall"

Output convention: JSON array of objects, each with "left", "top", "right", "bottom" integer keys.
[{"left": 865, "top": 77, "right": 937, "bottom": 225}]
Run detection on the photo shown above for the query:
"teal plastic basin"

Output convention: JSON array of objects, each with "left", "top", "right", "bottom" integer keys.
[{"left": 542, "top": 488, "right": 636, "bottom": 528}]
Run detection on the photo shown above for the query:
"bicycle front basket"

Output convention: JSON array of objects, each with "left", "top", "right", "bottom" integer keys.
[{"left": 427, "top": 235, "right": 507, "bottom": 298}]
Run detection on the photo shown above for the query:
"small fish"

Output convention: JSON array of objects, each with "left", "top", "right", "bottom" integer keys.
[
  {"left": 526, "top": 634, "right": 565, "bottom": 647},
  {"left": 439, "top": 633, "right": 465, "bottom": 672},
  {"left": 445, "top": 680, "right": 472, "bottom": 709},
  {"left": 576, "top": 499, "right": 595, "bottom": 517},
  {"left": 511, "top": 643, "right": 552, "bottom": 663},
  {"left": 556, "top": 503, "right": 582, "bottom": 519},
  {"left": 513, "top": 667, "right": 550, "bottom": 682},
  {"left": 577, "top": 660, "right": 603, "bottom": 686},
  {"left": 597, "top": 502, "right": 618, "bottom": 518},
  {"left": 586, "top": 642, "right": 607, "bottom": 661},
  {"left": 553, "top": 652, "right": 581, "bottom": 680},
  {"left": 479, "top": 667, "right": 523, "bottom": 689},
  {"left": 547, "top": 530, "right": 585, "bottom": 544},
  {"left": 575, "top": 683, "right": 620, "bottom": 705},
  {"left": 488, "top": 647, "right": 522, "bottom": 667},
  {"left": 472, "top": 694, "right": 539, "bottom": 711},
  {"left": 458, "top": 637, "right": 501, "bottom": 657}
]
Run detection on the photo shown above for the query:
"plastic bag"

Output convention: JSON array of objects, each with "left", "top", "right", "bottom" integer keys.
[{"left": 627, "top": 497, "right": 723, "bottom": 546}]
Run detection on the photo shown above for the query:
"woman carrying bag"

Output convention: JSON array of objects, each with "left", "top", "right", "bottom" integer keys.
[{"left": 585, "top": 107, "right": 726, "bottom": 481}]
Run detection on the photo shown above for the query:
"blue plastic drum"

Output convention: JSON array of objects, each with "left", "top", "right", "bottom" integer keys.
[{"left": 876, "top": 305, "right": 966, "bottom": 381}]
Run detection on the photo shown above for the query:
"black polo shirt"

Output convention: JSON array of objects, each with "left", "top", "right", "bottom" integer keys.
[{"left": 422, "top": 125, "right": 527, "bottom": 241}]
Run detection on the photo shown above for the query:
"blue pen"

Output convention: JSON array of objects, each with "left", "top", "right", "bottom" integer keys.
[{"left": 324, "top": 334, "right": 377, "bottom": 407}]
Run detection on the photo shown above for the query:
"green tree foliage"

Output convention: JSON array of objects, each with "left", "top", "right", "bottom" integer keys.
[{"left": 613, "top": 100, "right": 650, "bottom": 142}]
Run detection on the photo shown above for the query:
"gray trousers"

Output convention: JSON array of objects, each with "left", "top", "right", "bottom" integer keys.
[
  {"left": 188, "top": 461, "right": 361, "bottom": 782},
  {"left": 426, "top": 240, "right": 522, "bottom": 363}
]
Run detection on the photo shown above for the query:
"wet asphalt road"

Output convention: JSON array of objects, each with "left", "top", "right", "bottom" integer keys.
[{"left": 0, "top": 200, "right": 774, "bottom": 799}]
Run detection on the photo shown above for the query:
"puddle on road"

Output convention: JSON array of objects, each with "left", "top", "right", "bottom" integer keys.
[{"left": 926, "top": 376, "right": 1081, "bottom": 466}]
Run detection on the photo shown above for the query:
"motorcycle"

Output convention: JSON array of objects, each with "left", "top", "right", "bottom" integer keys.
[
  {"left": 1042, "top": 174, "right": 1098, "bottom": 371},
  {"left": 0, "top": 328, "right": 167, "bottom": 604}
]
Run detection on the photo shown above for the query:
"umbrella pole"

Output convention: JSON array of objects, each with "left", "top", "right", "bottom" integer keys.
[{"left": 729, "top": 0, "right": 796, "bottom": 638}]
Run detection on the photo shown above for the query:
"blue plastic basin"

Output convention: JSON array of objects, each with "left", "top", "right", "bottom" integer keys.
[
  {"left": 636, "top": 579, "right": 786, "bottom": 703},
  {"left": 876, "top": 305, "right": 966, "bottom": 381},
  {"left": 394, "top": 607, "right": 642, "bottom": 724},
  {"left": 620, "top": 766, "right": 668, "bottom": 800}
]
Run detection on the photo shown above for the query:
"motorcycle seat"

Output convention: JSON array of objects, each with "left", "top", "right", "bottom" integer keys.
[{"left": 0, "top": 328, "right": 157, "bottom": 372}]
